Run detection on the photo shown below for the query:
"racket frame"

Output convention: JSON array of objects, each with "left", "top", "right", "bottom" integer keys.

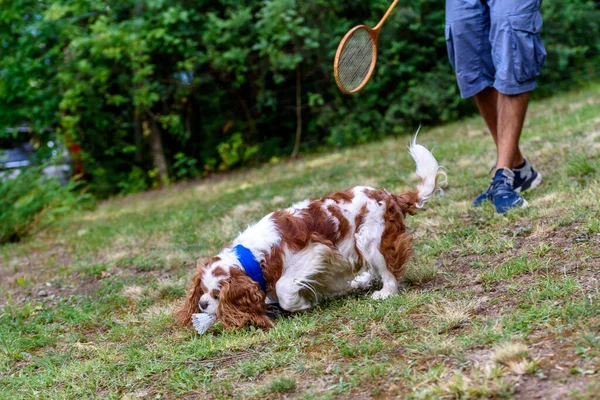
[
  {"left": 333, "top": 0, "right": 399, "bottom": 94},
  {"left": 334, "top": 25, "right": 379, "bottom": 95}
]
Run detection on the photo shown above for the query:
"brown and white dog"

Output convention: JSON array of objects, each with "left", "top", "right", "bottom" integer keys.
[{"left": 175, "top": 136, "right": 445, "bottom": 329}]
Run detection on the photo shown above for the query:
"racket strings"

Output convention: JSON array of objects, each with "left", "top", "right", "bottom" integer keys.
[{"left": 337, "top": 28, "right": 374, "bottom": 92}]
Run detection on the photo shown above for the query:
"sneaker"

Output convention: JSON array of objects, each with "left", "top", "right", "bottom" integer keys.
[
  {"left": 472, "top": 185, "right": 493, "bottom": 207},
  {"left": 490, "top": 169, "right": 528, "bottom": 214},
  {"left": 472, "top": 158, "right": 542, "bottom": 207},
  {"left": 513, "top": 157, "right": 543, "bottom": 194}
]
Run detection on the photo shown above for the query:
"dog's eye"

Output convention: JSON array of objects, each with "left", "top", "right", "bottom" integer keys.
[{"left": 213, "top": 292, "right": 220, "bottom": 300}]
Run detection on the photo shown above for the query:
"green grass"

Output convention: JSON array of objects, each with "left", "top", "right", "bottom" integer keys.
[{"left": 1, "top": 83, "right": 600, "bottom": 399}]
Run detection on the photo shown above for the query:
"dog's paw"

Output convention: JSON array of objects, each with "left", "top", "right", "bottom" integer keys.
[{"left": 371, "top": 288, "right": 397, "bottom": 300}]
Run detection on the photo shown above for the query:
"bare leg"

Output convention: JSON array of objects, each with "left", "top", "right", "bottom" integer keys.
[
  {"left": 496, "top": 92, "right": 529, "bottom": 170},
  {"left": 473, "top": 87, "right": 526, "bottom": 169},
  {"left": 474, "top": 87, "right": 499, "bottom": 147}
]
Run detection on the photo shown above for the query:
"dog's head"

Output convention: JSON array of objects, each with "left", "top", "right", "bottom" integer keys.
[{"left": 174, "top": 254, "right": 272, "bottom": 329}]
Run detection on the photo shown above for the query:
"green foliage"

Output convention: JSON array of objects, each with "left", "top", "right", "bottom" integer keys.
[
  {"left": 0, "top": 0, "right": 599, "bottom": 197},
  {"left": 116, "top": 166, "right": 149, "bottom": 195},
  {"left": 217, "top": 133, "right": 259, "bottom": 170},
  {"left": 0, "top": 168, "right": 93, "bottom": 244}
]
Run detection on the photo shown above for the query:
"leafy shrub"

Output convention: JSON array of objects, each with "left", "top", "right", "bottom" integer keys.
[
  {"left": 0, "top": 167, "right": 94, "bottom": 244},
  {"left": 0, "top": 0, "right": 598, "bottom": 197}
]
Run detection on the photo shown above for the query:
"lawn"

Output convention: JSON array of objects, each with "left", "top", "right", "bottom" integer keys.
[{"left": 1, "top": 83, "right": 600, "bottom": 399}]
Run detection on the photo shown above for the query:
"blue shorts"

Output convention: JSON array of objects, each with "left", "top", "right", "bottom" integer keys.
[{"left": 445, "top": 0, "right": 547, "bottom": 98}]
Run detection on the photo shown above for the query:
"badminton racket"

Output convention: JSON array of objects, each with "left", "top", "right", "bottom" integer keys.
[{"left": 334, "top": 0, "right": 399, "bottom": 94}]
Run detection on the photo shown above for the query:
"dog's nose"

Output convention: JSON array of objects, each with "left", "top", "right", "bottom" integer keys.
[{"left": 199, "top": 300, "right": 209, "bottom": 310}]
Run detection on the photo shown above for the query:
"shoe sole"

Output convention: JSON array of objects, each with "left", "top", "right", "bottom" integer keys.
[
  {"left": 497, "top": 198, "right": 528, "bottom": 214},
  {"left": 515, "top": 173, "right": 543, "bottom": 194}
]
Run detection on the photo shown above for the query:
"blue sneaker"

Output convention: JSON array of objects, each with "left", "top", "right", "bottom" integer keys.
[
  {"left": 472, "top": 185, "right": 493, "bottom": 207},
  {"left": 472, "top": 158, "right": 542, "bottom": 207},
  {"left": 513, "top": 157, "right": 543, "bottom": 194},
  {"left": 490, "top": 169, "right": 528, "bottom": 214}
]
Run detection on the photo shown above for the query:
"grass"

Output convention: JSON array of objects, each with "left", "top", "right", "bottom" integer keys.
[{"left": 1, "top": 83, "right": 600, "bottom": 399}]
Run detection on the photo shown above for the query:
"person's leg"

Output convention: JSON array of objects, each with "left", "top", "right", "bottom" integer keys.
[
  {"left": 496, "top": 92, "right": 528, "bottom": 170},
  {"left": 474, "top": 87, "right": 525, "bottom": 169},
  {"left": 473, "top": 87, "right": 498, "bottom": 146},
  {"left": 473, "top": 0, "right": 547, "bottom": 213}
]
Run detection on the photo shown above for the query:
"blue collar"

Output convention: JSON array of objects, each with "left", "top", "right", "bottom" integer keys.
[{"left": 233, "top": 244, "right": 266, "bottom": 292}]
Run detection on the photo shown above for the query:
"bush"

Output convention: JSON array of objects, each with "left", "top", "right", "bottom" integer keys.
[
  {"left": 0, "top": 0, "right": 598, "bottom": 197},
  {"left": 0, "top": 168, "right": 94, "bottom": 244}
]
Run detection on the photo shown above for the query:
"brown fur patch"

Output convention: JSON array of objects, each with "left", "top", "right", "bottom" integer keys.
[
  {"left": 210, "top": 289, "right": 220, "bottom": 298},
  {"left": 212, "top": 266, "right": 227, "bottom": 277},
  {"left": 306, "top": 202, "right": 340, "bottom": 245},
  {"left": 273, "top": 199, "right": 347, "bottom": 252},
  {"left": 272, "top": 210, "right": 311, "bottom": 252},
  {"left": 322, "top": 188, "right": 354, "bottom": 204},
  {"left": 379, "top": 190, "right": 420, "bottom": 279},
  {"left": 327, "top": 204, "right": 350, "bottom": 242},
  {"left": 262, "top": 246, "right": 284, "bottom": 294}
]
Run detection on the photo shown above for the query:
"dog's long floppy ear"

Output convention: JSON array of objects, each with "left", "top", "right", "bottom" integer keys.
[
  {"left": 174, "top": 260, "right": 206, "bottom": 326},
  {"left": 216, "top": 268, "right": 272, "bottom": 329}
]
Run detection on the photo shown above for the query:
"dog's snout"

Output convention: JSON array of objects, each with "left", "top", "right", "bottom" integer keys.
[{"left": 199, "top": 300, "right": 209, "bottom": 310}]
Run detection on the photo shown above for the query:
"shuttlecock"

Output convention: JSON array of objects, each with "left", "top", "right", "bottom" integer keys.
[{"left": 192, "top": 313, "right": 217, "bottom": 334}]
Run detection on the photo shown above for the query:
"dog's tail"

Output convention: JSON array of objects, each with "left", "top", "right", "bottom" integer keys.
[{"left": 408, "top": 129, "right": 446, "bottom": 208}]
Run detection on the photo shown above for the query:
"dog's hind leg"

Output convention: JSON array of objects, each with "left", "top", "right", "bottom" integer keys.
[
  {"left": 358, "top": 247, "right": 398, "bottom": 300},
  {"left": 354, "top": 199, "right": 401, "bottom": 300}
]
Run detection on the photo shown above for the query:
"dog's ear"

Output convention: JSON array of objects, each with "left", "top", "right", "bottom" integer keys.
[
  {"left": 174, "top": 259, "right": 206, "bottom": 326},
  {"left": 216, "top": 268, "right": 272, "bottom": 329}
]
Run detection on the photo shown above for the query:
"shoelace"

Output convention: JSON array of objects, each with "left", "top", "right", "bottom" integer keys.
[{"left": 490, "top": 175, "right": 514, "bottom": 198}]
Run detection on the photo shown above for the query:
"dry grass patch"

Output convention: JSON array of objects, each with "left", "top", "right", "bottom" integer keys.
[
  {"left": 123, "top": 285, "right": 144, "bottom": 302},
  {"left": 404, "top": 260, "right": 439, "bottom": 285},
  {"left": 142, "top": 303, "right": 175, "bottom": 321},
  {"left": 428, "top": 298, "right": 482, "bottom": 332},
  {"left": 411, "top": 336, "right": 460, "bottom": 358},
  {"left": 505, "top": 359, "right": 539, "bottom": 376},
  {"left": 163, "top": 250, "right": 191, "bottom": 270},
  {"left": 491, "top": 342, "right": 539, "bottom": 376},
  {"left": 419, "top": 365, "right": 515, "bottom": 399},
  {"left": 491, "top": 342, "right": 530, "bottom": 366}
]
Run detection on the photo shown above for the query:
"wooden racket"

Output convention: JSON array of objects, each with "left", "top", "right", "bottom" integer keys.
[{"left": 334, "top": 0, "right": 399, "bottom": 94}]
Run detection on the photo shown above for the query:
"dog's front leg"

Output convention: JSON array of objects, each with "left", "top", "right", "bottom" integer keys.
[{"left": 275, "top": 274, "right": 313, "bottom": 312}]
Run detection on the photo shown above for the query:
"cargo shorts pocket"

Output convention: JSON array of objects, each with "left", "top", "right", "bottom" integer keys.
[
  {"left": 508, "top": 12, "right": 547, "bottom": 83},
  {"left": 445, "top": 25, "right": 456, "bottom": 71}
]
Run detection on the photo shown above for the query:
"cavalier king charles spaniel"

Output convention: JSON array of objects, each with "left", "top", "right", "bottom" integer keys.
[{"left": 175, "top": 136, "right": 444, "bottom": 330}]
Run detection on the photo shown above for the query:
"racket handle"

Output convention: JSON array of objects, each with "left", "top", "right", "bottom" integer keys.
[{"left": 373, "top": 0, "right": 399, "bottom": 32}]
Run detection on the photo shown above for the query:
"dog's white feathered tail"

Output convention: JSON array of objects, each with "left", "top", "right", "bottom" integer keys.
[{"left": 408, "top": 130, "right": 446, "bottom": 208}]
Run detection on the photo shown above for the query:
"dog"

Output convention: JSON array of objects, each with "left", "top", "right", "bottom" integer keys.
[{"left": 175, "top": 136, "right": 444, "bottom": 329}]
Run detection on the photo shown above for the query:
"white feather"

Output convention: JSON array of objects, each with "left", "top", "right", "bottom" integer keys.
[{"left": 192, "top": 313, "right": 217, "bottom": 334}]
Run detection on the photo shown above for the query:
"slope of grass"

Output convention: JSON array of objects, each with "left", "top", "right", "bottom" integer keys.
[{"left": 1, "top": 83, "right": 600, "bottom": 399}]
